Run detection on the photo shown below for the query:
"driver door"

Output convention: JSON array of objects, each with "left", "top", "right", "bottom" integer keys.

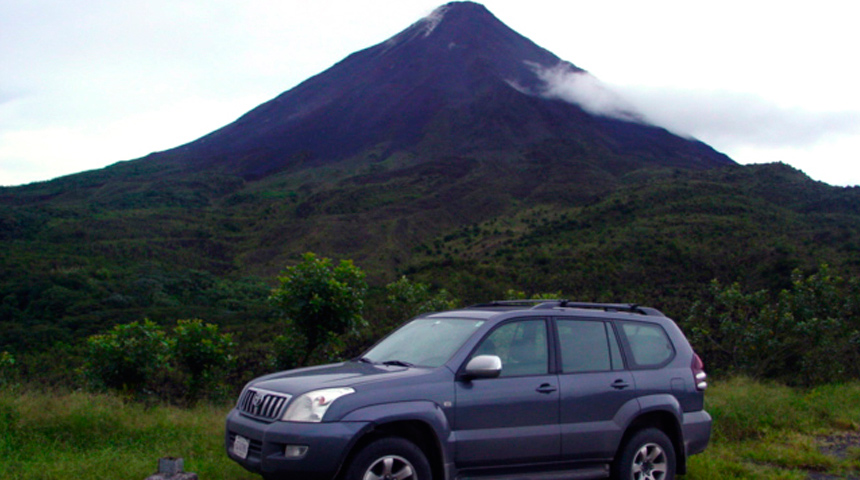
[{"left": 453, "top": 318, "right": 560, "bottom": 467}]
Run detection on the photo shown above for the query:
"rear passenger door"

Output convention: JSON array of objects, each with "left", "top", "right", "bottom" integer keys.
[
  {"left": 555, "top": 318, "right": 638, "bottom": 460},
  {"left": 454, "top": 318, "right": 560, "bottom": 467}
]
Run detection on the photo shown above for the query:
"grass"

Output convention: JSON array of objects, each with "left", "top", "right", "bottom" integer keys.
[
  {"left": 0, "top": 386, "right": 254, "bottom": 480},
  {"left": 686, "top": 377, "right": 860, "bottom": 479},
  {"left": 1, "top": 378, "right": 859, "bottom": 479}
]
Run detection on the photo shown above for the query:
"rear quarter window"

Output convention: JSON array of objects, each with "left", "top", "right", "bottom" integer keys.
[{"left": 618, "top": 321, "right": 675, "bottom": 368}]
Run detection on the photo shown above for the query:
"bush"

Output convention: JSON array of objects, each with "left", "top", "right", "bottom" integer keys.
[
  {"left": 172, "top": 319, "right": 235, "bottom": 402},
  {"left": 0, "top": 351, "right": 15, "bottom": 386},
  {"left": 686, "top": 265, "right": 860, "bottom": 385},
  {"left": 269, "top": 253, "right": 368, "bottom": 366},
  {"left": 83, "top": 320, "right": 169, "bottom": 397},
  {"left": 83, "top": 319, "right": 236, "bottom": 402},
  {"left": 384, "top": 276, "right": 458, "bottom": 324}
]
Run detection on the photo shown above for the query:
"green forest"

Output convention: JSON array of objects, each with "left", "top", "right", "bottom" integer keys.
[{"left": 2, "top": 159, "right": 860, "bottom": 395}]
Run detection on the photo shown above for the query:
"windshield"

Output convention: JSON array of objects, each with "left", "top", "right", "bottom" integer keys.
[{"left": 362, "top": 318, "right": 486, "bottom": 368}]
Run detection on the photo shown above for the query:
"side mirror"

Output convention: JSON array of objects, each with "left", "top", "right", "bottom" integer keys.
[{"left": 462, "top": 355, "right": 502, "bottom": 380}]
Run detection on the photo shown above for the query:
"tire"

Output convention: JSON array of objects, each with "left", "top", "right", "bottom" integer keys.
[
  {"left": 345, "top": 437, "right": 432, "bottom": 480},
  {"left": 613, "top": 428, "right": 676, "bottom": 480}
]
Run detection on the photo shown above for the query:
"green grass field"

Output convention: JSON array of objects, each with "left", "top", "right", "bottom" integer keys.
[
  {"left": 0, "top": 387, "right": 254, "bottom": 480},
  {"left": 1, "top": 377, "right": 858, "bottom": 479}
]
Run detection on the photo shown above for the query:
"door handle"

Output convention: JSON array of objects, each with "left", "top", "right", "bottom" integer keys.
[
  {"left": 536, "top": 383, "right": 557, "bottom": 394},
  {"left": 611, "top": 379, "right": 630, "bottom": 390}
]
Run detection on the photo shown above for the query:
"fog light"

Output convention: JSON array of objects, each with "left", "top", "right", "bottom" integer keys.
[{"left": 285, "top": 445, "right": 309, "bottom": 459}]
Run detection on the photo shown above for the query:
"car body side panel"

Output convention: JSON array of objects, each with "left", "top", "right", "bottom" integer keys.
[
  {"left": 559, "top": 371, "right": 639, "bottom": 460},
  {"left": 453, "top": 374, "right": 561, "bottom": 467}
]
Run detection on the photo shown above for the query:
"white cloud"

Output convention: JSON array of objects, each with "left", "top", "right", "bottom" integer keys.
[
  {"left": 615, "top": 87, "right": 860, "bottom": 148},
  {"left": 607, "top": 85, "right": 860, "bottom": 185},
  {"left": 529, "top": 62, "right": 644, "bottom": 123}
]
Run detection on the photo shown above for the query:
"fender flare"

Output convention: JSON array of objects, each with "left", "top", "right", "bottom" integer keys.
[{"left": 341, "top": 401, "right": 453, "bottom": 476}]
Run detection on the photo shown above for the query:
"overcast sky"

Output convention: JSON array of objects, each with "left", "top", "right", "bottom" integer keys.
[{"left": 2, "top": 0, "right": 859, "bottom": 187}]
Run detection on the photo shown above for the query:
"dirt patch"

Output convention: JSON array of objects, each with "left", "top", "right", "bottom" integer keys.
[
  {"left": 819, "top": 432, "right": 860, "bottom": 461},
  {"left": 809, "top": 432, "right": 860, "bottom": 479}
]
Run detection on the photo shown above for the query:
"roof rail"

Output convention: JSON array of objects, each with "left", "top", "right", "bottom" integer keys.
[
  {"left": 467, "top": 299, "right": 568, "bottom": 309},
  {"left": 558, "top": 302, "right": 664, "bottom": 316},
  {"left": 467, "top": 300, "right": 664, "bottom": 316}
]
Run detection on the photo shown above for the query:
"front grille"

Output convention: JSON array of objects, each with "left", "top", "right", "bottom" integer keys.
[{"left": 237, "top": 388, "right": 291, "bottom": 420}]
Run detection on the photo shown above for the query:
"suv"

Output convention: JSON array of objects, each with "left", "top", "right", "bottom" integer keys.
[{"left": 226, "top": 301, "right": 711, "bottom": 480}]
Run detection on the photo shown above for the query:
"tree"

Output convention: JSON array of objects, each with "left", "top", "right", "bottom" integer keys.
[
  {"left": 270, "top": 253, "right": 368, "bottom": 366},
  {"left": 384, "top": 276, "right": 458, "bottom": 324},
  {"left": 504, "top": 289, "right": 564, "bottom": 300},
  {"left": 686, "top": 264, "right": 860, "bottom": 385},
  {"left": 0, "top": 351, "right": 15, "bottom": 386},
  {"left": 83, "top": 319, "right": 169, "bottom": 397},
  {"left": 172, "top": 319, "right": 234, "bottom": 402}
]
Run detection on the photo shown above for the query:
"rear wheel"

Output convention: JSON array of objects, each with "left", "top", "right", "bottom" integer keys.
[
  {"left": 345, "top": 437, "right": 432, "bottom": 480},
  {"left": 613, "top": 428, "right": 676, "bottom": 480}
]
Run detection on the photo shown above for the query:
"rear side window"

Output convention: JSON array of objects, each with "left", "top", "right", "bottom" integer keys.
[
  {"left": 557, "top": 319, "right": 624, "bottom": 373},
  {"left": 618, "top": 321, "right": 674, "bottom": 368}
]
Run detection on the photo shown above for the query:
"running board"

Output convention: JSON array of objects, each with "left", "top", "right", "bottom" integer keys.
[{"left": 459, "top": 464, "right": 609, "bottom": 480}]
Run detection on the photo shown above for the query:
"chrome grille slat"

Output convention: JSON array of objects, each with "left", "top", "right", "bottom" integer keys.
[{"left": 237, "top": 388, "right": 291, "bottom": 420}]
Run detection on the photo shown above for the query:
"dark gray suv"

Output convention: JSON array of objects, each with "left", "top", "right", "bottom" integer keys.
[{"left": 226, "top": 301, "right": 711, "bottom": 480}]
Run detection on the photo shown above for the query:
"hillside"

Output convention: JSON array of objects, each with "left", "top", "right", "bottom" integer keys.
[{"left": 3, "top": 158, "right": 860, "bottom": 357}]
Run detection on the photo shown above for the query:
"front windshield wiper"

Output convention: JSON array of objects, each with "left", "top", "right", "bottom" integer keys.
[
  {"left": 354, "top": 357, "right": 375, "bottom": 364},
  {"left": 381, "top": 360, "right": 414, "bottom": 368}
]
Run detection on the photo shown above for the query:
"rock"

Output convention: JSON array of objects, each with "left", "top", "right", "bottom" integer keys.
[{"left": 145, "top": 457, "right": 198, "bottom": 480}]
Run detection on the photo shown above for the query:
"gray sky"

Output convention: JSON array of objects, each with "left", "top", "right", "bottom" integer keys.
[{"left": 2, "top": 0, "right": 859, "bottom": 187}]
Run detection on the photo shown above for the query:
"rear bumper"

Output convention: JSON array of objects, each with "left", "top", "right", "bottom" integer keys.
[
  {"left": 225, "top": 408, "right": 370, "bottom": 480},
  {"left": 681, "top": 410, "right": 712, "bottom": 456}
]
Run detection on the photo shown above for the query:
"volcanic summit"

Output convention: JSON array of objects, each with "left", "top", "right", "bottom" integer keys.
[{"left": 157, "top": 1, "right": 732, "bottom": 179}]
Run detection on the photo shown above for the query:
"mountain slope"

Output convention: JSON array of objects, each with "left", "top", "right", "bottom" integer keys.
[
  {"left": 153, "top": 1, "right": 732, "bottom": 179},
  {"left": 9, "top": 2, "right": 859, "bottom": 362}
]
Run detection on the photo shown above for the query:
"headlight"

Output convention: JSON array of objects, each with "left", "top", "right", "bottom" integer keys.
[{"left": 281, "top": 387, "right": 355, "bottom": 422}]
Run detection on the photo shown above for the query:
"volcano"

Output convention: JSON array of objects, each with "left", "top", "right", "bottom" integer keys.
[
  {"left": 158, "top": 1, "right": 732, "bottom": 179},
  {"left": 9, "top": 2, "right": 860, "bottom": 368}
]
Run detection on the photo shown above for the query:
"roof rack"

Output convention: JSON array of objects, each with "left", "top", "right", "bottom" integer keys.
[
  {"left": 467, "top": 300, "right": 664, "bottom": 316},
  {"left": 555, "top": 302, "right": 664, "bottom": 316},
  {"left": 467, "top": 299, "right": 568, "bottom": 308}
]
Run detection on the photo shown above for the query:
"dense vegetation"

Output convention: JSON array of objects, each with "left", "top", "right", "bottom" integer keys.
[{"left": 2, "top": 159, "right": 860, "bottom": 390}]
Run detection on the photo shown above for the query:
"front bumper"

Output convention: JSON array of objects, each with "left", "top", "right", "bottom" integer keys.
[{"left": 225, "top": 408, "right": 370, "bottom": 480}]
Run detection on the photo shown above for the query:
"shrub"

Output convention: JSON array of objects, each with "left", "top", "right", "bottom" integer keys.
[
  {"left": 0, "top": 351, "right": 15, "bottom": 386},
  {"left": 269, "top": 253, "right": 368, "bottom": 366},
  {"left": 687, "top": 265, "right": 860, "bottom": 385},
  {"left": 172, "top": 319, "right": 235, "bottom": 402},
  {"left": 83, "top": 320, "right": 169, "bottom": 397},
  {"left": 384, "top": 276, "right": 458, "bottom": 324}
]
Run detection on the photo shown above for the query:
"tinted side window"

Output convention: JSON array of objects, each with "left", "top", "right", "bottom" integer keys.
[
  {"left": 472, "top": 319, "right": 548, "bottom": 377},
  {"left": 618, "top": 321, "right": 674, "bottom": 368},
  {"left": 557, "top": 319, "right": 623, "bottom": 373}
]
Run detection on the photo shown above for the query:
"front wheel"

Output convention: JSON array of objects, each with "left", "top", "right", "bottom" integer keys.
[
  {"left": 345, "top": 437, "right": 432, "bottom": 480},
  {"left": 613, "top": 428, "right": 676, "bottom": 480}
]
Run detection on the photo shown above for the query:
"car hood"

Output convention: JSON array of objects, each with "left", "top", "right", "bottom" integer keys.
[{"left": 249, "top": 361, "right": 437, "bottom": 396}]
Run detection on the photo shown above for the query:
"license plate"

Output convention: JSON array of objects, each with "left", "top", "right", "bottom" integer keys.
[{"left": 233, "top": 435, "right": 250, "bottom": 460}]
